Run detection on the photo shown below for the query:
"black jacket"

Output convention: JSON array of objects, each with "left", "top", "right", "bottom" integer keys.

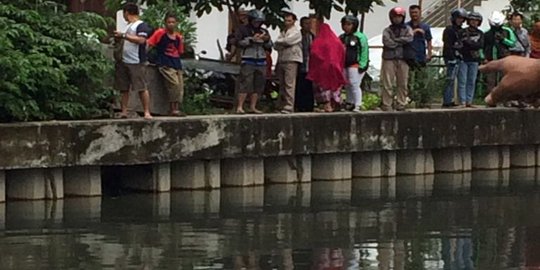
[
  {"left": 460, "top": 27, "right": 484, "bottom": 62},
  {"left": 442, "top": 24, "right": 463, "bottom": 61}
]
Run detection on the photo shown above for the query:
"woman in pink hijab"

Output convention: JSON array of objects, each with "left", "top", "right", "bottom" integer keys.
[{"left": 307, "top": 22, "right": 347, "bottom": 112}]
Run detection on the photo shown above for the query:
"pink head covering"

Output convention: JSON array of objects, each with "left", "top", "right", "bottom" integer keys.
[{"left": 307, "top": 23, "right": 346, "bottom": 91}]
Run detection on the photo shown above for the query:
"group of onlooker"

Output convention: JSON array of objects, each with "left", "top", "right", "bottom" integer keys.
[
  {"left": 229, "top": 9, "right": 370, "bottom": 114},
  {"left": 114, "top": 3, "right": 186, "bottom": 119},
  {"left": 112, "top": 2, "right": 539, "bottom": 119},
  {"left": 442, "top": 8, "right": 538, "bottom": 108}
]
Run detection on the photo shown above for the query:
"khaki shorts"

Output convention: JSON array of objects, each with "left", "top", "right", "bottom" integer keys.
[
  {"left": 114, "top": 62, "right": 148, "bottom": 92},
  {"left": 237, "top": 64, "right": 266, "bottom": 94},
  {"left": 158, "top": 67, "right": 184, "bottom": 103}
]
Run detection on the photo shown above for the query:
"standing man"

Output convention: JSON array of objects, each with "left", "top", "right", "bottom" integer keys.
[
  {"left": 234, "top": 9, "right": 273, "bottom": 114},
  {"left": 442, "top": 8, "right": 467, "bottom": 108},
  {"left": 226, "top": 9, "right": 249, "bottom": 63},
  {"left": 114, "top": 2, "right": 153, "bottom": 119},
  {"left": 340, "top": 15, "right": 369, "bottom": 112},
  {"left": 457, "top": 12, "right": 484, "bottom": 107},
  {"left": 275, "top": 10, "right": 303, "bottom": 114},
  {"left": 509, "top": 12, "right": 530, "bottom": 57},
  {"left": 295, "top": 16, "right": 315, "bottom": 112},
  {"left": 379, "top": 7, "right": 414, "bottom": 111},
  {"left": 407, "top": 4, "right": 433, "bottom": 107},
  {"left": 147, "top": 13, "right": 185, "bottom": 117},
  {"left": 484, "top": 11, "right": 516, "bottom": 96}
]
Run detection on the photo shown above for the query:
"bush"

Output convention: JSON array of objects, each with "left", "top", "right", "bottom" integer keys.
[
  {"left": 362, "top": 92, "right": 381, "bottom": 110},
  {"left": 182, "top": 70, "right": 214, "bottom": 114},
  {"left": 140, "top": 0, "right": 197, "bottom": 48},
  {"left": 0, "top": 1, "right": 115, "bottom": 122}
]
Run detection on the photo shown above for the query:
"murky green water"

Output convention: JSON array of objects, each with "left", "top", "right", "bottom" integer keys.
[{"left": 1, "top": 169, "right": 540, "bottom": 269}]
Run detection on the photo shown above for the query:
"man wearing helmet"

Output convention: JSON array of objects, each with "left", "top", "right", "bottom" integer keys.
[
  {"left": 484, "top": 11, "right": 517, "bottom": 96},
  {"left": 379, "top": 7, "right": 414, "bottom": 111},
  {"left": 457, "top": 11, "right": 484, "bottom": 108},
  {"left": 233, "top": 9, "right": 273, "bottom": 114},
  {"left": 339, "top": 15, "right": 369, "bottom": 112},
  {"left": 442, "top": 8, "right": 467, "bottom": 108}
]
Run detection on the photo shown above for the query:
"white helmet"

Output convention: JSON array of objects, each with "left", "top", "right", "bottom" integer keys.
[{"left": 488, "top": 11, "right": 506, "bottom": 27}]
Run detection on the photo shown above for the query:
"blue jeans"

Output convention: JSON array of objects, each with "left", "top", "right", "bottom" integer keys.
[
  {"left": 443, "top": 60, "right": 461, "bottom": 105},
  {"left": 457, "top": 61, "right": 479, "bottom": 104}
]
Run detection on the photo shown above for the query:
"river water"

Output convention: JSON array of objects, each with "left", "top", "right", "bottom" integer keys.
[{"left": 1, "top": 169, "right": 540, "bottom": 269}]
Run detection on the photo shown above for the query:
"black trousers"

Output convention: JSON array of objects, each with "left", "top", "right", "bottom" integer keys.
[{"left": 294, "top": 72, "right": 314, "bottom": 112}]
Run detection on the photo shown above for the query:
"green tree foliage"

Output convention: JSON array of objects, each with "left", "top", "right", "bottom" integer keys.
[
  {"left": 308, "top": 0, "right": 395, "bottom": 19},
  {"left": 140, "top": 0, "right": 197, "bottom": 46},
  {"left": 508, "top": 0, "right": 540, "bottom": 28},
  {"left": 0, "top": 1, "right": 115, "bottom": 122},
  {"left": 106, "top": 0, "right": 395, "bottom": 28}
]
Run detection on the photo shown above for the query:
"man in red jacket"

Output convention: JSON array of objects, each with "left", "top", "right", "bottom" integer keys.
[{"left": 147, "top": 13, "right": 185, "bottom": 116}]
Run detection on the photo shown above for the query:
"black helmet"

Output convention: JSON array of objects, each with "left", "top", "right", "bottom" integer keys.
[
  {"left": 341, "top": 15, "right": 359, "bottom": 30},
  {"left": 451, "top": 8, "right": 468, "bottom": 23},
  {"left": 248, "top": 9, "right": 265, "bottom": 23},
  {"left": 467, "top": 11, "right": 483, "bottom": 26}
]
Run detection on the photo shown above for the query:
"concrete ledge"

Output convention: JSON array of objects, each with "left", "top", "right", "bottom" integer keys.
[
  {"left": 221, "top": 158, "right": 264, "bottom": 187},
  {"left": 0, "top": 109, "right": 538, "bottom": 170},
  {"left": 6, "top": 169, "right": 63, "bottom": 200},
  {"left": 432, "top": 148, "right": 471, "bottom": 173},
  {"left": 510, "top": 145, "right": 537, "bottom": 168},
  {"left": 312, "top": 153, "right": 352, "bottom": 180},
  {"left": 171, "top": 160, "right": 220, "bottom": 189},
  {"left": 396, "top": 150, "right": 426, "bottom": 175},
  {"left": 64, "top": 166, "right": 102, "bottom": 196},
  {"left": 472, "top": 146, "right": 511, "bottom": 169},
  {"left": 117, "top": 164, "right": 170, "bottom": 192},
  {"left": 0, "top": 171, "right": 5, "bottom": 203},
  {"left": 353, "top": 152, "right": 382, "bottom": 178}
]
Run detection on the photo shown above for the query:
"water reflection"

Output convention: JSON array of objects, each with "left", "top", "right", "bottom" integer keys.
[{"left": 1, "top": 169, "right": 540, "bottom": 269}]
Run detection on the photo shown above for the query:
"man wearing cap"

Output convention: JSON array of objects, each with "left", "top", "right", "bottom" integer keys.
[{"left": 274, "top": 9, "right": 303, "bottom": 114}]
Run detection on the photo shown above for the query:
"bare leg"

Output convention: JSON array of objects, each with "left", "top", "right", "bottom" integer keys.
[
  {"left": 139, "top": 90, "right": 152, "bottom": 119},
  {"left": 249, "top": 93, "right": 262, "bottom": 114},
  {"left": 236, "top": 93, "right": 247, "bottom": 113},
  {"left": 120, "top": 91, "right": 130, "bottom": 117},
  {"left": 170, "top": 102, "right": 180, "bottom": 116}
]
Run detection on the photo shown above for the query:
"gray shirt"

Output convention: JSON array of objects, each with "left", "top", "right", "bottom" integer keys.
[{"left": 510, "top": 27, "right": 530, "bottom": 56}]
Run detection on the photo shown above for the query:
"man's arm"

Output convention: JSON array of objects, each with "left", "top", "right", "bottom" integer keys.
[
  {"left": 502, "top": 27, "right": 517, "bottom": 48},
  {"left": 146, "top": 28, "right": 164, "bottom": 48},
  {"left": 262, "top": 31, "right": 273, "bottom": 51},
  {"left": 382, "top": 28, "right": 400, "bottom": 48},
  {"left": 358, "top": 33, "right": 369, "bottom": 71},
  {"left": 235, "top": 27, "right": 252, "bottom": 48},
  {"left": 426, "top": 26, "right": 433, "bottom": 61},
  {"left": 276, "top": 28, "right": 302, "bottom": 47},
  {"left": 395, "top": 27, "right": 413, "bottom": 44}
]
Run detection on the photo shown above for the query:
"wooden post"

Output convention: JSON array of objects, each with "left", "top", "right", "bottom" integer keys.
[
  {"left": 360, "top": 12, "right": 365, "bottom": 32},
  {"left": 418, "top": 0, "right": 423, "bottom": 10}
]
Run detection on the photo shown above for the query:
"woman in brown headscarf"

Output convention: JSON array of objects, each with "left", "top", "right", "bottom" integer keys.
[{"left": 529, "top": 22, "right": 540, "bottom": 59}]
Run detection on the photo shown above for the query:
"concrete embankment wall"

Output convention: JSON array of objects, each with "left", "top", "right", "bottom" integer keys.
[{"left": 1, "top": 108, "right": 539, "bottom": 201}]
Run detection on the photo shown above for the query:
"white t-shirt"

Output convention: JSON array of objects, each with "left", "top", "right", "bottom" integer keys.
[{"left": 122, "top": 20, "right": 151, "bottom": 64}]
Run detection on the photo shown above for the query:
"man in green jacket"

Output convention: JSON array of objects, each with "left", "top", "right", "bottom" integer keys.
[
  {"left": 340, "top": 15, "right": 369, "bottom": 112},
  {"left": 484, "top": 11, "right": 516, "bottom": 95}
]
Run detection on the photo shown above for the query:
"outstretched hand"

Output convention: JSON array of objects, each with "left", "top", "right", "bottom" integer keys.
[{"left": 479, "top": 56, "right": 540, "bottom": 106}]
